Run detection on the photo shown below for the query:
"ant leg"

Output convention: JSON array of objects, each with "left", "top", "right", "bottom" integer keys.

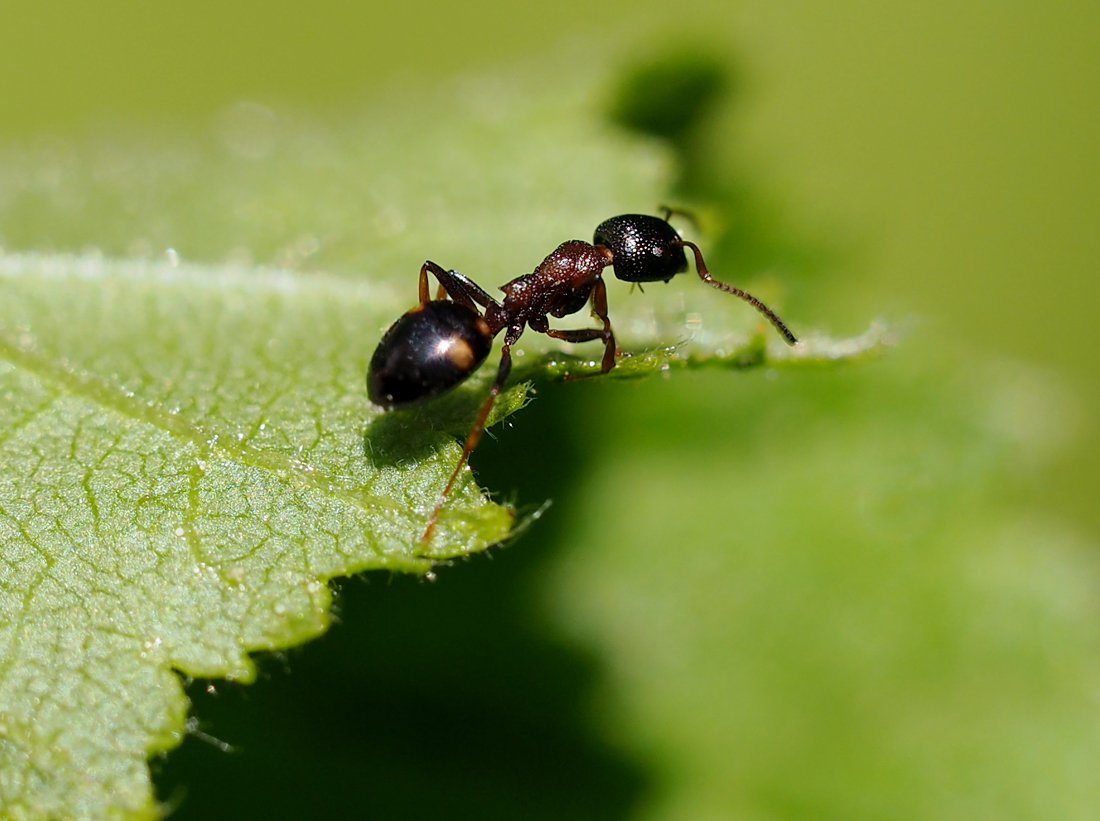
[
  {"left": 420, "top": 326, "right": 521, "bottom": 544},
  {"left": 547, "top": 278, "right": 617, "bottom": 376},
  {"left": 677, "top": 240, "right": 799, "bottom": 345},
  {"left": 421, "top": 261, "right": 476, "bottom": 310},
  {"left": 590, "top": 277, "right": 617, "bottom": 372},
  {"left": 418, "top": 263, "right": 432, "bottom": 305},
  {"left": 422, "top": 261, "right": 501, "bottom": 312},
  {"left": 548, "top": 328, "right": 616, "bottom": 379}
]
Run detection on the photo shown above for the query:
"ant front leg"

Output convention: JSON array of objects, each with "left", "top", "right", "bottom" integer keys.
[
  {"left": 420, "top": 324, "right": 523, "bottom": 544},
  {"left": 548, "top": 277, "right": 618, "bottom": 377},
  {"left": 420, "top": 261, "right": 501, "bottom": 312}
]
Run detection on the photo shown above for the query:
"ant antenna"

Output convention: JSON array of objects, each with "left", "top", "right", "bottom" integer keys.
[
  {"left": 659, "top": 204, "right": 700, "bottom": 230},
  {"left": 677, "top": 240, "right": 799, "bottom": 345}
]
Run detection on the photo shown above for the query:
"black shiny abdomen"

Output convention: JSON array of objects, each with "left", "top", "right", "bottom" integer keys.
[
  {"left": 594, "top": 214, "right": 689, "bottom": 283},
  {"left": 367, "top": 300, "right": 492, "bottom": 408}
]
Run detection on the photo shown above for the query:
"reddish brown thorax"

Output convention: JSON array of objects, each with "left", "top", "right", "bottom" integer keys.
[{"left": 491, "top": 240, "right": 613, "bottom": 332}]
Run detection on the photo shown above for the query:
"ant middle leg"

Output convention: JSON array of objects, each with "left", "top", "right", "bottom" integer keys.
[{"left": 420, "top": 324, "right": 523, "bottom": 544}]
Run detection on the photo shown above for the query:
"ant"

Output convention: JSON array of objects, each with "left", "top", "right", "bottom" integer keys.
[{"left": 367, "top": 212, "right": 798, "bottom": 543}]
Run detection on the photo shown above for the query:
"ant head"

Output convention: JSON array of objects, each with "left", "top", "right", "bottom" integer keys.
[{"left": 594, "top": 214, "right": 689, "bottom": 283}]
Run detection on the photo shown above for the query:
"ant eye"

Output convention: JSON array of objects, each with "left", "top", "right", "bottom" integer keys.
[{"left": 594, "top": 214, "right": 689, "bottom": 283}]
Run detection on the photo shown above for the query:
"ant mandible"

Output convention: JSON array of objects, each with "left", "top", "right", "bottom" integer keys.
[{"left": 367, "top": 211, "right": 798, "bottom": 543}]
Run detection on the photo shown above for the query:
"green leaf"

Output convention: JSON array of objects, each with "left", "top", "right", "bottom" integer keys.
[
  {"left": 0, "top": 63, "right": 875, "bottom": 818},
  {"left": 541, "top": 348, "right": 1100, "bottom": 819},
  {"left": 0, "top": 251, "right": 515, "bottom": 817},
  {"left": 0, "top": 79, "right": 606, "bottom": 819}
]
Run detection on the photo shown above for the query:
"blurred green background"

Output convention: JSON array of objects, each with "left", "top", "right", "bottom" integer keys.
[{"left": 4, "top": 0, "right": 1098, "bottom": 818}]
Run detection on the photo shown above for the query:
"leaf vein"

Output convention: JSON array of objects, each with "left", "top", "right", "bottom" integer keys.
[{"left": 0, "top": 335, "right": 406, "bottom": 521}]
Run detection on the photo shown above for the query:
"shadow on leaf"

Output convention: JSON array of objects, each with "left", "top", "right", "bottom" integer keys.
[
  {"left": 154, "top": 385, "right": 649, "bottom": 821},
  {"left": 362, "top": 389, "right": 488, "bottom": 468}
]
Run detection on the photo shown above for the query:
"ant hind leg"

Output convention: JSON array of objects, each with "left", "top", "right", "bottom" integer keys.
[
  {"left": 421, "top": 261, "right": 501, "bottom": 312},
  {"left": 420, "top": 325, "right": 521, "bottom": 544}
]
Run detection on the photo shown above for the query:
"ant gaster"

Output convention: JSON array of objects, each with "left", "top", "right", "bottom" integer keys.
[{"left": 368, "top": 212, "right": 798, "bottom": 543}]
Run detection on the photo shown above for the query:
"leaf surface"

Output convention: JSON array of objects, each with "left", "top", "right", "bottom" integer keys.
[
  {"left": 0, "top": 69, "right": 663, "bottom": 818},
  {"left": 0, "top": 61, "right": 879, "bottom": 818}
]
